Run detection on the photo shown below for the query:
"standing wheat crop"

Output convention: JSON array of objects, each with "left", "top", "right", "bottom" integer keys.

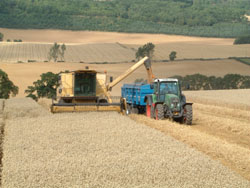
[{"left": 1, "top": 98, "right": 250, "bottom": 187}]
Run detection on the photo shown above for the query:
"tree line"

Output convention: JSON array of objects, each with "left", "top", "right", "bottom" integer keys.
[
  {"left": 175, "top": 74, "right": 250, "bottom": 90},
  {"left": 2, "top": 70, "right": 250, "bottom": 101},
  {"left": 0, "top": 0, "right": 250, "bottom": 37}
]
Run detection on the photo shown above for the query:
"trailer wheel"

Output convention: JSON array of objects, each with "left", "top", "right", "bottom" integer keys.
[
  {"left": 131, "top": 107, "right": 139, "bottom": 114},
  {"left": 184, "top": 105, "right": 193, "bottom": 125},
  {"left": 126, "top": 104, "right": 132, "bottom": 115},
  {"left": 120, "top": 98, "right": 126, "bottom": 113},
  {"left": 155, "top": 104, "right": 164, "bottom": 120}
]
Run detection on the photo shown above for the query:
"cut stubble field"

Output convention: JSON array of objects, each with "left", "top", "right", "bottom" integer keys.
[
  {"left": 0, "top": 28, "right": 250, "bottom": 63},
  {"left": 0, "top": 28, "right": 235, "bottom": 44},
  {"left": 0, "top": 42, "right": 250, "bottom": 63},
  {"left": 131, "top": 89, "right": 250, "bottom": 181}
]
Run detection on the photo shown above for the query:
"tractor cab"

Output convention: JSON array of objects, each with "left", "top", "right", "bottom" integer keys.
[{"left": 153, "top": 78, "right": 181, "bottom": 103}]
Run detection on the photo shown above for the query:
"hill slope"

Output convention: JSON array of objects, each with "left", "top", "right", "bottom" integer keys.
[{"left": 0, "top": 0, "right": 250, "bottom": 37}]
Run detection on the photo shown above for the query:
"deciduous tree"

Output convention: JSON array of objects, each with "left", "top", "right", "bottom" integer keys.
[
  {"left": 48, "top": 43, "right": 67, "bottom": 62},
  {"left": 25, "top": 72, "right": 59, "bottom": 101},
  {"left": 0, "top": 33, "right": 4, "bottom": 41},
  {"left": 135, "top": 42, "right": 155, "bottom": 60},
  {"left": 169, "top": 51, "right": 177, "bottom": 61},
  {"left": 0, "top": 69, "right": 18, "bottom": 98}
]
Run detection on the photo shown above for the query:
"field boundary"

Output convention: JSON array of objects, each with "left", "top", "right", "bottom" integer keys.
[
  {"left": 232, "top": 57, "right": 250, "bottom": 66},
  {"left": 1, "top": 57, "right": 248, "bottom": 64}
]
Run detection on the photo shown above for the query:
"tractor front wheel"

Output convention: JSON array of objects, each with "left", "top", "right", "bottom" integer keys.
[{"left": 155, "top": 104, "right": 164, "bottom": 120}]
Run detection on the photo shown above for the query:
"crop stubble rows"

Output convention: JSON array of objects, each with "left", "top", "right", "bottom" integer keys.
[
  {"left": 1, "top": 98, "right": 250, "bottom": 187},
  {"left": 0, "top": 43, "right": 135, "bottom": 63},
  {"left": 131, "top": 89, "right": 250, "bottom": 181},
  {"left": 0, "top": 42, "right": 250, "bottom": 63}
]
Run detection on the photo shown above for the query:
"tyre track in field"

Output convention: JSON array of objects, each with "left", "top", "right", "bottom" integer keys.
[
  {"left": 192, "top": 103, "right": 250, "bottom": 150},
  {"left": 130, "top": 103, "right": 250, "bottom": 181}
]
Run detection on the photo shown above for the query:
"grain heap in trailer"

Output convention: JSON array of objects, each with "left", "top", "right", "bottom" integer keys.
[{"left": 51, "top": 57, "right": 151, "bottom": 113}]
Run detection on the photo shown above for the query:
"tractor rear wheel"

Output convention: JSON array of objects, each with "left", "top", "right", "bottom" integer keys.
[
  {"left": 155, "top": 104, "right": 164, "bottom": 120},
  {"left": 184, "top": 105, "right": 192, "bottom": 125}
]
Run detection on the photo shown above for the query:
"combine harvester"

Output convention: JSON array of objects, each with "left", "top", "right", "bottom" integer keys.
[{"left": 51, "top": 57, "right": 151, "bottom": 113}]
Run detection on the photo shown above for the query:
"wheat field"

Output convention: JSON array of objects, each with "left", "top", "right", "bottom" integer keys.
[
  {"left": 0, "top": 28, "right": 234, "bottom": 44},
  {"left": 1, "top": 98, "right": 250, "bottom": 187},
  {"left": 0, "top": 42, "right": 250, "bottom": 63},
  {"left": 1, "top": 59, "right": 250, "bottom": 98},
  {"left": 126, "top": 43, "right": 250, "bottom": 61},
  {"left": 184, "top": 89, "right": 250, "bottom": 110},
  {"left": 1, "top": 28, "right": 250, "bottom": 186},
  {"left": 1, "top": 28, "right": 249, "bottom": 63},
  {"left": 0, "top": 43, "right": 135, "bottom": 63}
]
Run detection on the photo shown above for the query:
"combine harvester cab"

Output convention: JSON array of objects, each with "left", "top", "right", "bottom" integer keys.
[{"left": 51, "top": 70, "right": 121, "bottom": 113}]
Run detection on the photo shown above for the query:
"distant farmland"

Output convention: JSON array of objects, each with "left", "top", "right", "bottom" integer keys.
[
  {"left": 0, "top": 42, "right": 250, "bottom": 63},
  {"left": 1, "top": 59, "right": 250, "bottom": 98},
  {"left": 0, "top": 43, "right": 135, "bottom": 63},
  {"left": 126, "top": 43, "right": 250, "bottom": 61}
]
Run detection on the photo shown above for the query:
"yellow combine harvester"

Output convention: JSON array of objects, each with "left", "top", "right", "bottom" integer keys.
[{"left": 51, "top": 57, "right": 152, "bottom": 113}]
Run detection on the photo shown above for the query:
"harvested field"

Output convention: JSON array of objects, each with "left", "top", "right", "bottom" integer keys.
[
  {"left": 0, "top": 42, "right": 250, "bottom": 63},
  {"left": 131, "top": 89, "right": 250, "bottom": 181},
  {"left": 1, "top": 98, "right": 250, "bottom": 187},
  {"left": 126, "top": 43, "right": 250, "bottom": 60},
  {"left": 184, "top": 89, "right": 250, "bottom": 110},
  {"left": 1, "top": 59, "right": 250, "bottom": 98},
  {"left": 0, "top": 28, "right": 250, "bottom": 63},
  {"left": 0, "top": 28, "right": 234, "bottom": 44},
  {"left": 0, "top": 43, "right": 135, "bottom": 63},
  {"left": 1, "top": 28, "right": 250, "bottom": 186}
]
